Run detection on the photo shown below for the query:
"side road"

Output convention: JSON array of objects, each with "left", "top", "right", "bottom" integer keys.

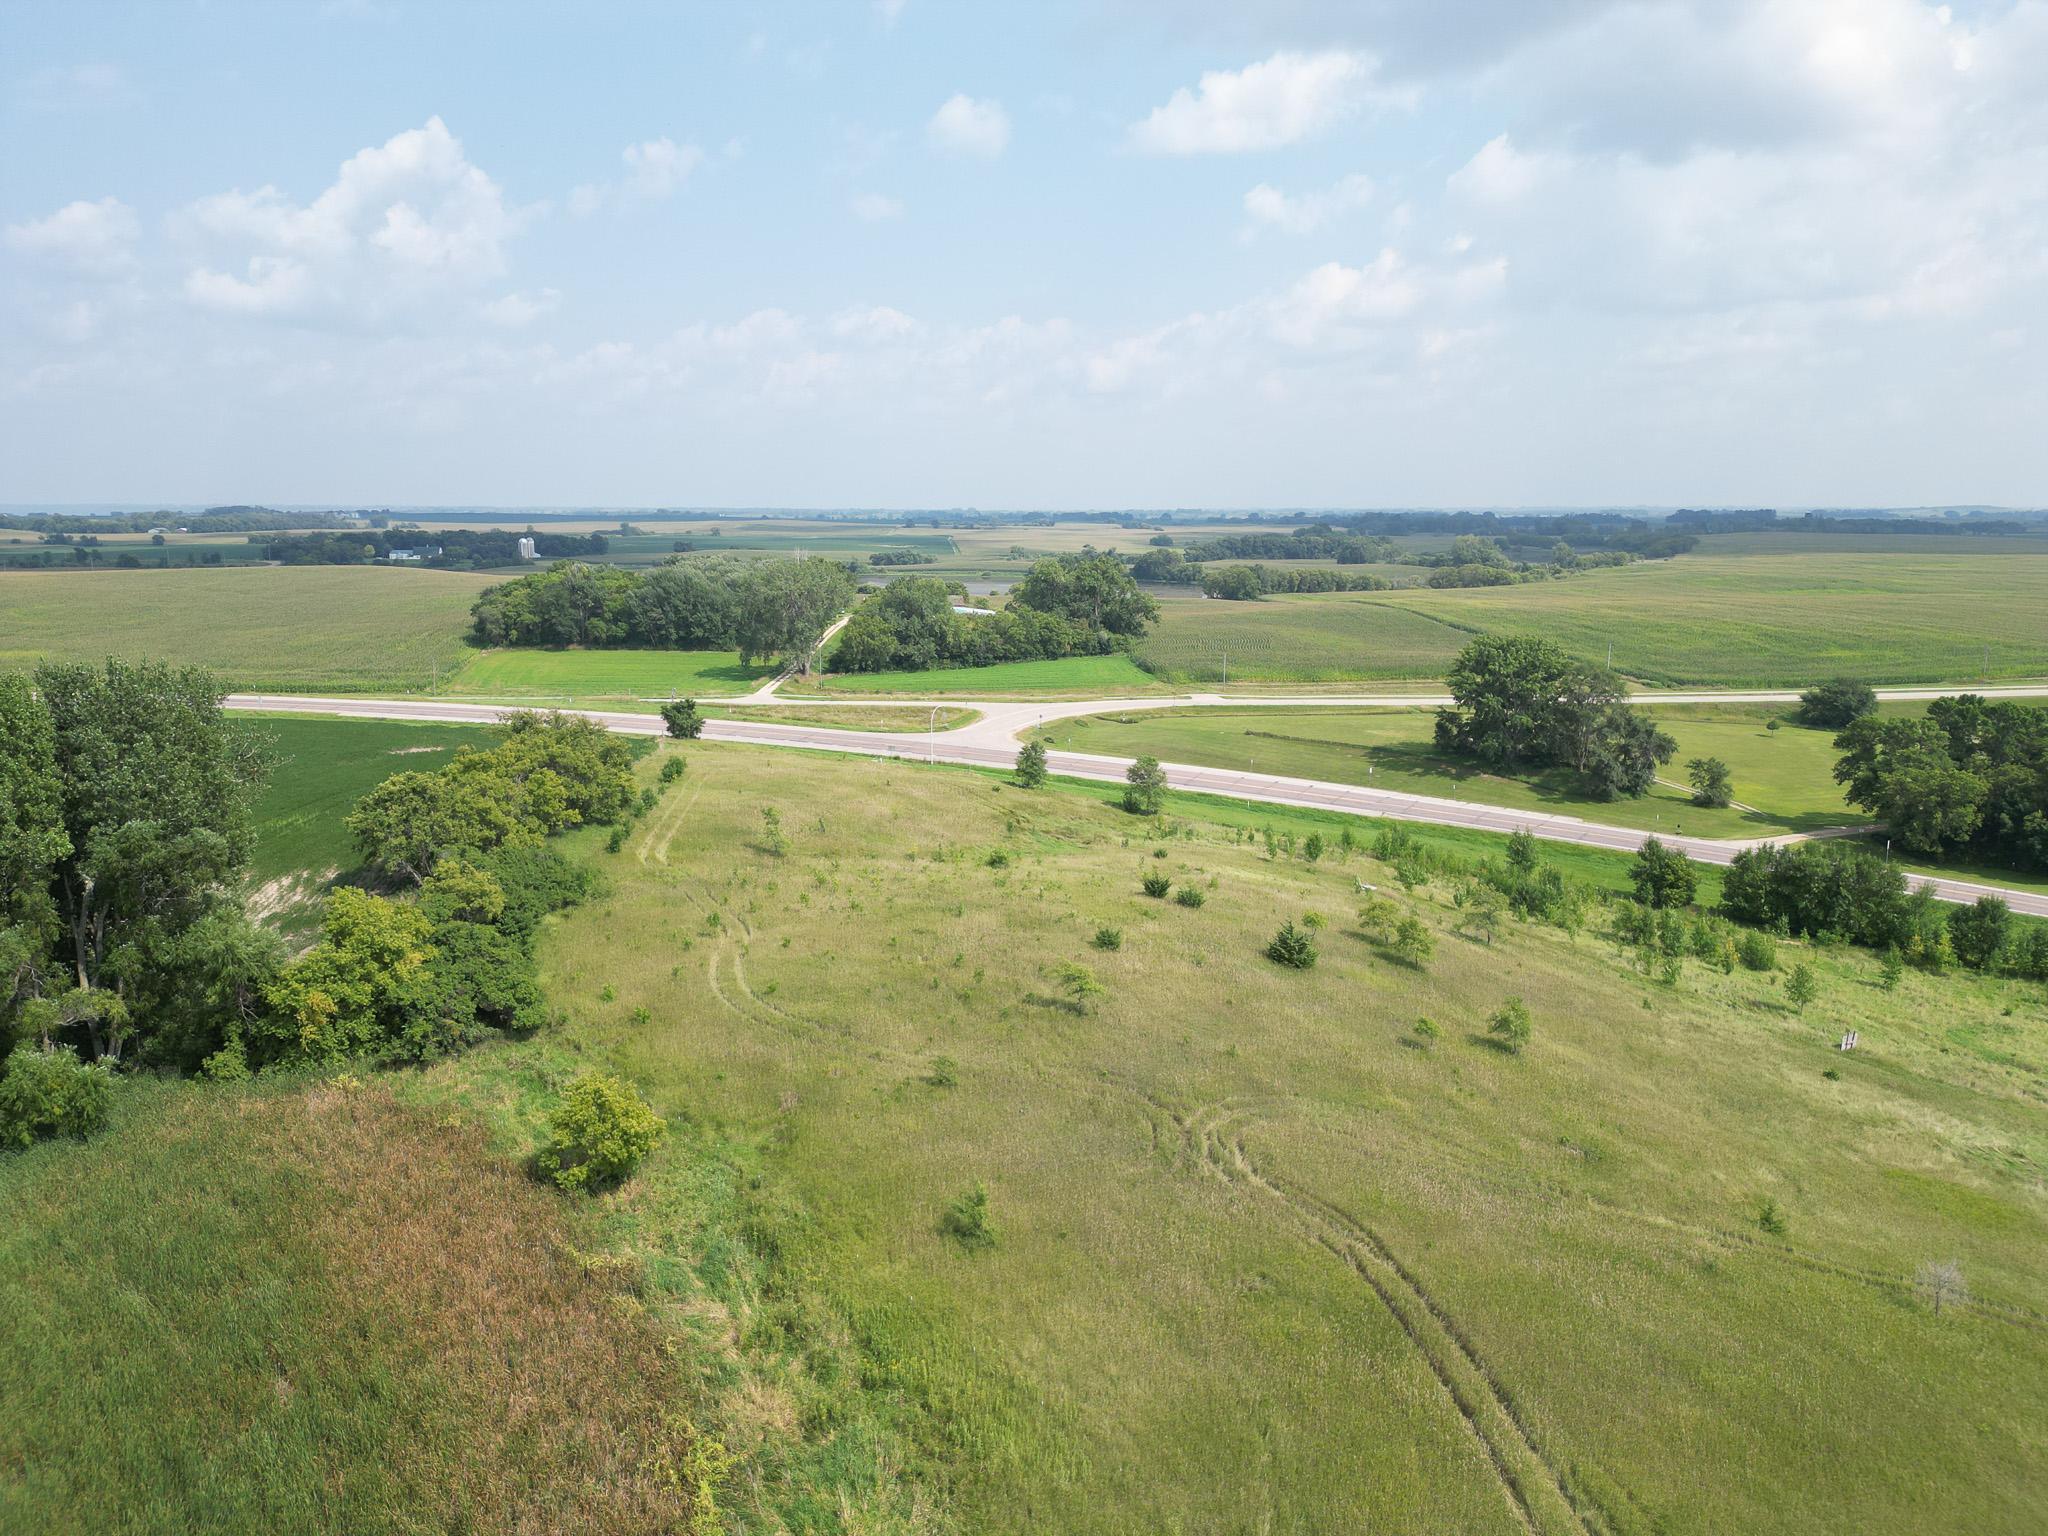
[{"left": 227, "top": 692, "right": 2048, "bottom": 918}]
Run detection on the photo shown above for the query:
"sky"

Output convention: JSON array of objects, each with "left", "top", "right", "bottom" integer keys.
[{"left": 3, "top": 0, "right": 2046, "bottom": 510}]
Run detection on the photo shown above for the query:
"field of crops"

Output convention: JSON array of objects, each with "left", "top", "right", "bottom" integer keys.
[
  {"left": 441, "top": 646, "right": 773, "bottom": 704},
  {"left": 1137, "top": 551, "right": 2048, "bottom": 687},
  {"left": 1136, "top": 589, "right": 1473, "bottom": 684},
  {"left": 804, "top": 651, "right": 1163, "bottom": 696},
  {"left": 0, "top": 567, "right": 490, "bottom": 692}
]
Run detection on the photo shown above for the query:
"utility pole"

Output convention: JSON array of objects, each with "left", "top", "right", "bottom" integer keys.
[{"left": 928, "top": 705, "right": 938, "bottom": 764}]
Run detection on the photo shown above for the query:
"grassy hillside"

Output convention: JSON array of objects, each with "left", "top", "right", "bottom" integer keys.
[
  {"left": 0, "top": 1079, "right": 701, "bottom": 1535},
  {"left": 1136, "top": 553, "right": 2048, "bottom": 687},
  {"left": 422, "top": 744, "right": 2046, "bottom": 1533},
  {"left": 6, "top": 728, "right": 2045, "bottom": 1532},
  {"left": 0, "top": 567, "right": 490, "bottom": 692}
]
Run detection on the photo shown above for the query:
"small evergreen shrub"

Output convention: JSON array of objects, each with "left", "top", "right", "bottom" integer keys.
[
  {"left": 1092, "top": 926, "right": 1123, "bottom": 951},
  {"left": 1141, "top": 873, "right": 1171, "bottom": 898},
  {"left": 1737, "top": 931, "right": 1777, "bottom": 972},
  {"left": 1266, "top": 921, "right": 1319, "bottom": 970},
  {"left": 659, "top": 756, "right": 687, "bottom": 783},
  {"left": 1174, "top": 885, "right": 1206, "bottom": 908}
]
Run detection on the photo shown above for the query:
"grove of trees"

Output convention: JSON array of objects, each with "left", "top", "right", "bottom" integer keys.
[
  {"left": 470, "top": 555, "right": 859, "bottom": 670},
  {"left": 1832, "top": 695, "right": 2048, "bottom": 869},
  {"left": 1433, "top": 636, "right": 1676, "bottom": 799},
  {"left": 829, "top": 554, "right": 1159, "bottom": 674}
]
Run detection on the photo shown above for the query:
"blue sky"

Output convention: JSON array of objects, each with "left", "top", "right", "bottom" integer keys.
[{"left": 4, "top": 0, "right": 2046, "bottom": 508}]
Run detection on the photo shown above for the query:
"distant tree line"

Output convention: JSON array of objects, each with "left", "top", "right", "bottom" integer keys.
[
  {"left": 1434, "top": 635, "right": 1676, "bottom": 799},
  {"left": 867, "top": 548, "right": 938, "bottom": 566},
  {"left": 1668, "top": 508, "right": 2041, "bottom": 538},
  {"left": 259, "top": 528, "right": 610, "bottom": 569},
  {"left": 471, "top": 555, "right": 858, "bottom": 670},
  {"left": 830, "top": 554, "right": 1157, "bottom": 672},
  {"left": 1196, "top": 564, "right": 1395, "bottom": 598},
  {"left": 0, "top": 507, "right": 361, "bottom": 536}
]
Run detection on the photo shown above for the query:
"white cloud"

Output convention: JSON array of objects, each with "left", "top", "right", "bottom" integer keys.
[
  {"left": 1242, "top": 172, "right": 1373, "bottom": 235},
  {"left": 831, "top": 304, "right": 921, "bottom": 342},
  {"left": 1129, "top": 49, "right": 1407, "bottom": 154},
  {"left": 176, "top": 116, "right": 525, "bottom": 318},
  {"left": 481, "top": 288, "right": 560, "bottom": 328},
  {"left": 851, "top": 192, "right": 905, "bottom": 222},
  {"left": 928, "top": 94, "right": 1010, "bottom": 157},
  {"left": 571, "top": 136, "right": 704, "bottom": 215},
  {"left": 4, "top": 196, "right": 140, "bottom": 275}
]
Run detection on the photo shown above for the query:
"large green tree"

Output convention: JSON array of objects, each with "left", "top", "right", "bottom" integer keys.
[
  {"left": 34, "top": 660, "right": 271, "bottom": 1060},
  {"left": 1012, "top": 552, "right": 1159, "bottom": 636}
]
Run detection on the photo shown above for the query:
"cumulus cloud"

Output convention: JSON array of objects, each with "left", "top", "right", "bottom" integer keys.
[
  {"left": 1129, "top": 49, "right": 1408, "bottom": 153},
  {"left": 176, "top": 116, "right": 526, "bottom": 318},
  {"left": 1242, "top": 172, "right": 1373, "bottom": 235},
  {"left": 571, "top": 136, "right": 704, "bottom": 215},
  {"left": 4, "top": 196, "right": 139, "bottom": 275},
  {"left": 928, "top": 94, "right": 1010, "bottom": 157}
]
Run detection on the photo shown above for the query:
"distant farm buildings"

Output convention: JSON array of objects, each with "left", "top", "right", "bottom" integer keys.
[
  {"left": 386, "top": 546, "right": 443, "bottom": 563},
  {"left": 517, "top": 536, "right": 538, "bottom": 560}
]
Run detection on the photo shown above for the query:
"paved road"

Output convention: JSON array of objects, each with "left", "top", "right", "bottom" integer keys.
[{"left": 228, "top": 691, "right": 2048, "bottom": 918}]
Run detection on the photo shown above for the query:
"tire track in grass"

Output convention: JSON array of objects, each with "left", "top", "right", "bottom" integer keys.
[{"left": 1158, "top": 1092, "right": 1606, "bottom": 1536}]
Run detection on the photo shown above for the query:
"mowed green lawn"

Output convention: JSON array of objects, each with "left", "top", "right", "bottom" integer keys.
[
  {"left": 0, "top": 567, "right": 491, "bottom": 692},
  {"left": 1037, "top": 703, "right": 1869, "bottom": 839},
  {"left": 442, "top": 646, "right": 773, "bottom": 703},
  {"left": 403, "top": 744, "right": 2044, "bottom": 1534},
  {"left": 1137, "top": 552, "right": 2048, "bottom": 686},
  {"left": 806, "top": 652, "right": 1163, "bottom": 696}
]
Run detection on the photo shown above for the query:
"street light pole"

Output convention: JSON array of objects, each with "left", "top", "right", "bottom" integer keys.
[{"left": 928, "top": 705, "right": 938, "bottom": 764}]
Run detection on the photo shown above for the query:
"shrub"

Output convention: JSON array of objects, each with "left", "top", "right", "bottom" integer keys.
[
  {"left": 940, "top": 1183, "right": 998, "bottom": 1250},
  {"left": 660, "top": 698, "right": 704, "bottom": 739},
  {"left": 606, "top": 826, "right": 628, "bottom": 853},
  {"left": 1629, "top": 836, "right": 1697, "bottom": 910},
  {"left": 535, "top": 1071, "right": 667, "bottom": 1191},
  {"left": 1784, "top": 963, "right": 1820, "bottom": 1012},
  {"left": 926, "top": 1055, "right": 959, "bottom": 1088},
  {"left": 1487, "top": 997, "right": 1532, "bottom": 1054},
  {"left": 1122, "top": 755, "right": 1167, "bottom": 816},
  {"left": 1092, "top": 926, "right": 1123, "bottom": 951},
  {"left": 1356, "top": 896, "right": 1400, "bottom": 940},
  {"left": 659, "top": 756, "right": 687, "bottom": 783},
  {"left": 1737, "top": 931, "right": 1777, "bottom": 972},
  {"left": 1303, "top": 833, "right": 1325, "bottom": 862},
  {"left": 1141, "top": 873, "right": 1171, "bottom": 898},
  {"left": 1756, "top": 1196, "right": 1789, "bottom": 1236},
  {"left": 1948, "top": 896, "right": 2011, "bottom": 971},
  {"left": 1266, "top": 921, "right": 1319, "bottom": 970},
  {"left": 1392, "top": 916, "right": 1434, "bottom": 969},
  {"left": 1879, "top": 946, "right": 1905, "bottom": 991},
  {"left": 1174, "top": 885, "right": 1206, "bottom": 908},
  {"left": 0, "top": 1045, "right": 111, "bottom": 1150},
  {"left": 1413, "top": 1018, "right": 1440, "bottom": 1048},
  {"left": 1687, "top": 756, "right": 1733, "bottom": 808},
  {"left": 986, "top": 850, "right": 1011, "bottom": 869},
  {"left": 1014, "top": 738, "right": 1048, "bottom": 788}
]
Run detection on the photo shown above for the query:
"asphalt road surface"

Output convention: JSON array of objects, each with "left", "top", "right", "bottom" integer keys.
[{"left": 227, "top": 691, "right": 2048, "bottom": 918}]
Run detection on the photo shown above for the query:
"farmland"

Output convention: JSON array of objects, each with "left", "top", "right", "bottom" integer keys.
[
  {"left": 803, "top": 651, "right": 1164, "bottom": 696},
  {"left": 441, "top": 646, "right": 773, "bottom": 705},
  {"left": 0, "top": 567, "right": 490, "bottom": 692},
  {"left": 1134, "top": 551, "right": 2048, "bottom": 687}
]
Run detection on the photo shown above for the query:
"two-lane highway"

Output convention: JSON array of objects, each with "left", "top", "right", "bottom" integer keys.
[{"left": 228, "top": 691, "right": 2048, "bottom": 918}]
